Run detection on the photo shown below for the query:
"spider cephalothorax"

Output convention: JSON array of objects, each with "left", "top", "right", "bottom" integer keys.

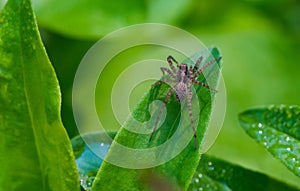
[{"left": 150, "top": 55, "right": 221, "bottom": 147}]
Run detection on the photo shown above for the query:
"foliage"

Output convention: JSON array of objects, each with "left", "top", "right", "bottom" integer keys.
[
  {"left": 189, "top": 155, "right": 299, "bottom": 191},
  {"left": 239, "top": 105, "right": 300, "bottom": 177},
  {"left": 90, "top": 48, "right": 221, "bottom": 191},
  {"left": 0, "top": 0, "right": 79, "bottom": 190},
  {"left": 72, "top": 132, "right": 299, "bottom": 191},
  {"left": 0, "top": 0, "right": 299, "bottom": 190}
]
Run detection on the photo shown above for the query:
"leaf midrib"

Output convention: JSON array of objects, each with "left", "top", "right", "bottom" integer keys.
[{"left": 18, "top": 2, "right": 46, "bottom": 189}]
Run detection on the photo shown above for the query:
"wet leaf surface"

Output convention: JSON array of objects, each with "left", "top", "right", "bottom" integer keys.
[
  {"left": 189, "top": 155, "right": 299, "bottom": 191},
  {"left": 239, "top": 105, "right": 300, "bottom": 177}
]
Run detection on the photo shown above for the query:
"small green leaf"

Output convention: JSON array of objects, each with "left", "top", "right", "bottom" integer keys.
[
  {"left": 239, "top": 105, "right": 300, "bottom": 177},
  {"left": 0, "top": 0, "right": 79, "bottom": 190},
  {"left": 189, "top": 155, "right": 299, "bottom": 191},
  {"left": 91, "top": 48, "right": 222, "bottom": 191}
]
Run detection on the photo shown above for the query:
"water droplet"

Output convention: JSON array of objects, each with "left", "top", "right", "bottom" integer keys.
[
  {"left": 262, "top": 135, "right": 267, "bottom": 139},
  {"left": 199, "top": 187, "right": 203, "bottom": 191},
  {"left": 292, "top": 158, "right": 296, "bottom": 162},
  {"left": 79, "top": 174, "right": 95, "bottom": 191},
  {"left": 258, "top": 123, "right": 263, "bottom": 128},
  {"left": 195, "top": 178, "right": 199, "bottom": 183},
  {"left": 198, "top": 173, "right": 203, "bottom": 178},
  {"left": 100, "top": 143, "right": 104, "bottom": 147},
  {"left": 285, "top": 137, "right": 291, "bottom": 142},
  {"left": 286, "top": 147, "right": 291, "bottom": 152},
  {"left": 86, "top": 177, "right": 95, "bottom": 187},
  {"left": 207, "top": 161, "right": 214, "bottom": 171}
]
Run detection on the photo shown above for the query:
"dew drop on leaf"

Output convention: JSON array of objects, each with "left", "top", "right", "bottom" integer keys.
[
  {"left": 207, "top": 161, "right": 215, "bottom": 171},
  {"left": 75, "top": 142, "right": 110, "bottom": 190},
  {"left": 239, "top": 105, "right": 300, "bottom": 177}
]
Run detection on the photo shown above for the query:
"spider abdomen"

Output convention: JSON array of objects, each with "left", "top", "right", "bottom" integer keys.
[{"left": 175, "top": 82, "right": 188, "bottom": 102}]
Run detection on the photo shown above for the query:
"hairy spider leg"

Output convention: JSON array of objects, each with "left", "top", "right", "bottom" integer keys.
[
  {"left": 194, "top": 57, "right": 222, "bottom": 78},
  {"left": 191, "top": 79, "right": 217, "bottom": 93},
  {"left": 160, "top": 67, "right": 176, "bottom": 79},
  {"left": 167, "top": 55, "right": 178, "bottom": 73},
  {"left": 152, "top": 78, "right": 176, "bottom": 87},
  {"left": 149, "top": 87, "right": 176, "bottom": 141},
  {"left": 192, "top": 56, "right": 203, "bottom": 72},
  {"left": 187, "top": 85, "right": 198, "bottom": 147}
]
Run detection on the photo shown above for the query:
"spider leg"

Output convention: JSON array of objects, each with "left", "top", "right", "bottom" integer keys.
[
  {"left": 167, "top": 55, "right": 178, "bottom": 73},
  {"left": 152, "top": 79, "right": 176, "bottom": 87},
  {"left": 149, "top": 87, "right": 175, "bottom": 141},
  {"left": 193, "top": 56, "right": 203, "bottom": 72},
  {"left": 194, "top": 57, "right": 222, "bottom": 78},
  {"left": 192, "top": 79, "right": 217, "bottom": 93},
  {"left": 189, "top": 65, "right": 193, "bottom": 73},
  {"left": 161, "top": 67, "right": 176, "bottom": 79},
  {"left": 188, "top": 66, "right": 195, "bottom": 79},
  {"left": 187, "top": 86, "right": 197, "bottom": 148}
]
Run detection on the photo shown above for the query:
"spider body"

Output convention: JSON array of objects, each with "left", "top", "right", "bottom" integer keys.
[
  {"left": 150, "top": 55, "right": 221, "bottom": 147},
  {"left": 174, "top": 81, "right": 187, "bottom": 102},
  {"left": 174, "top": 64, "right": 189, "bottom": 102}
]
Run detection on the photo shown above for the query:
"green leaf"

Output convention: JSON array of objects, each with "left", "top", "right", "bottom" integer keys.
[
  {"left": 0, "top": 0, "right": 79, "bottom": 190},
  {"left": 91, "top": 48, "right": 222, "bottom": 191},
  {"left": 189, "top": 155, "right": 300, "bottom": 191},
  {"left": 32, "top": 0, "right": 192, "bottom": 39},
  {"left": 71, "top": 132, "right": 299, "bottom": 191},
  {"left": 238, "top": 105, "right": 300, "bottom": 177}
]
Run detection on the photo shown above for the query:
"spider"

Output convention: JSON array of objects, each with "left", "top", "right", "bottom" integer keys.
[{"left": 149, "top": 55, "right": 221, "bottom": 147}]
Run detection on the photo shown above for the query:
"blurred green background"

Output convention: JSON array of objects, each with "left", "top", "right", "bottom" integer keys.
[{"left": 2, "top": 0, "right": 299, "bottom": 187}]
